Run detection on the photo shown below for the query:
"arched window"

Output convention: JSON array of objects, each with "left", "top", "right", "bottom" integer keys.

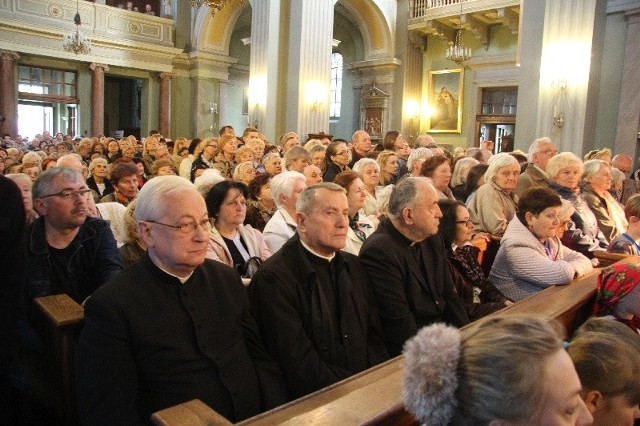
[{"left": 330, "top": 52, "right": 343, "bottom": 119}]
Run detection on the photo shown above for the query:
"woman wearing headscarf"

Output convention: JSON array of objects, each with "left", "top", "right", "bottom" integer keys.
[{"left": 593, "top": 262, "right": 640, "bottom": 333}]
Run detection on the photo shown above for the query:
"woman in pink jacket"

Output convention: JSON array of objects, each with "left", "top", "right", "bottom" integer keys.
[{"left": 205, "top": 180, "right": 271, "bottom": 284}]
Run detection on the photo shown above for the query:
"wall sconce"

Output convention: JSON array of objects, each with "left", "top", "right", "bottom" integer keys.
[
  {"left": 551, "top": 79, "right": 568, "bottom": 90},
  {"left": 404, "top": 100, "right": 420, "bottom": 139},
  {"left": 552, "top": 111, "right": 564, "bottom": 128},
  {"left": 305, "top": 81, "right": 326, "bottom": 112},
  {"left": 551, "top": 81, "right": 567, "bottom": 129},
  {"left": 208, "top": 101, "right": 218, "bottom": 131}
]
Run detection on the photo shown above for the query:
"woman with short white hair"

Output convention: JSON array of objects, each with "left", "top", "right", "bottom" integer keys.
[
  {"left": 468, "top": 153, "right": 520, "bottom": 237},
  {"left": 581, "top": 159, "right": 627, "bottom": 241},
  {"left": 352, "top": 158, "right": 380, "bottom": 216},
  {"left": 87, "top": 157, "right": 113, "bottom": 198},
  {"left": 546, "top": 152, "right": 608, "bottom": 258}
]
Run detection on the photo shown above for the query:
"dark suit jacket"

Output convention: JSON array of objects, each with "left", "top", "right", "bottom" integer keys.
[
  {"left": 76, "top": 254, "right": 286, "bottom": 425},
  {"left": 249, "top": 235, "right": 389, "bottom": 400},
  {"left": 359, "top": 219, "right": 469, "bottom": 356},
  {"left": 515, "top": 164, "right": 549, "bottom": 198}
]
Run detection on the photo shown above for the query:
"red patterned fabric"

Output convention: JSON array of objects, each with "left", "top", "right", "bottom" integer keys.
[{"left": 593, "top": 262, "right": 640, "bottom": 318}]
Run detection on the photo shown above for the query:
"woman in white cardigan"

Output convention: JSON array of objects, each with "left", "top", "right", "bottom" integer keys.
[
  {"left": 204, "top": 180, "right": 271, "bottom": 282},
  {"left": 489, "top": 187, "right": 593, "bottom": 302}
]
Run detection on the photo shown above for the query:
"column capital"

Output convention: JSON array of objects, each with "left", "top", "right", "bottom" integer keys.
[
  {"left": 0, "top": 50, "right": 20, "bottom": 61},
  {"left": 159, "top": 72, "right": 174, "bottom": 81},
  {"left": 89, "top": 63, "right": 110, "bottom": 72}
]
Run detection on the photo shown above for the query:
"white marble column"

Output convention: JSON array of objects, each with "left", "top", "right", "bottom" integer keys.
[
  {"left": 249, "top": 0, "right": 281, "bottom": 139},
  {"left": 516, "top": 0, "right": 606, "bottom": 153},
  {"left": 614, "top": 9, "right": 640, "bottom": 158},
  {"left": 249, "top": 0, "right": 334, "bottom": 142},
  {"left": 285, "top": 0, "right": 335, "bottom": 140}
]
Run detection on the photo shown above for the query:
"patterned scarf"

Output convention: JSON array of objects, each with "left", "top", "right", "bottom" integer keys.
[
  {"left": 448, "top": 245, "right": 485, "bottom": 283},
  {"left": 349, "top": 212, "right": 371, "bottom": 243},
  {"left": 594, "top": 262, "right": 640, "bottom": 329}
]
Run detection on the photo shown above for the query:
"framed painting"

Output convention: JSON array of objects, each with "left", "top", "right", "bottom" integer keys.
[{"left": 427, "top": 69, "right": 464, "bottom": 133}]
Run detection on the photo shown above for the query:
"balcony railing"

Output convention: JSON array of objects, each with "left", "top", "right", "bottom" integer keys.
[
  {"left": 410, "top": 0, "right": 466, "bottom": 19},
  {"left": 0, "top": 0, "right": 175, "bottom": 48}
]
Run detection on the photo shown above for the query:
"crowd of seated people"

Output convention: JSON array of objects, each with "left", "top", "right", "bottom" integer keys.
[{"left": 1, "top": 127, "right": 639, "bottom": 424}]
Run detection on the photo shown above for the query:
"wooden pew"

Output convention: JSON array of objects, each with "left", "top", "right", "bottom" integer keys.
[
  {"left": 594, "top": 250, "right": 628, "bottom": 267},
  {"left": 32, "top": 294, "right": 84, "bottom": 425},
  {"left": 155, "top": 256, "right": 640, "bottom": 425}
]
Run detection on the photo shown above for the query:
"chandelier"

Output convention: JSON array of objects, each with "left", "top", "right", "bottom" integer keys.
[
  {"left": 446, "top": 1, "right": 471, "bottom": 66},
  {"left": 190, "top": 0, "right": 245, "bottom": 16},
  {"left": 63, "top": 0, "right": 91, "bottom": 54},
  {"left": 446, "top": 30, "right": 471, "bottom": 65}
]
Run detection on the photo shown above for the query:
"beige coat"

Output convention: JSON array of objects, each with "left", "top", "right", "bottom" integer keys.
[
  {"left": 206, "top": 223, "right": 272, "bottom": 268},
  {"left": 468, "top": 181, "right": 518, "bottom": 237}
]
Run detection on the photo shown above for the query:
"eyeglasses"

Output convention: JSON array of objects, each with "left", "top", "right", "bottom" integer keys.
[
  {"left": 455, "top": 219, "right": 473, "bottom": 226},
  {"left": 542, "top": 149, "right": 558, "bottom": 156},
  {"left": 145, "top": 218, "right": 210, "bottom": 234},
  {"left": 335, "top": 150, "right": 350, "bottom": 156},
  {"left": 39, "top": 189, "right": 92, "bottom": 200}
]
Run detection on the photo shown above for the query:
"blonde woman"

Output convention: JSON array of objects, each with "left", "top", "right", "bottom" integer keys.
[
  {"left": 376, "top": 150, "right": 398, "bottom": 186},
  {"left": 171, "top": 137, "right": 190, "bottom": 170}
]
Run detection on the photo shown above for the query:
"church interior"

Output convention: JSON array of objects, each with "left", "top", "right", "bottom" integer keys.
[{"left": 0, "top": 0, "right": 638, "bottom": 161}]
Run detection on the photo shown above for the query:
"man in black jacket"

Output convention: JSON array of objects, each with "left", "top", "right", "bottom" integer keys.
[
  {"left": 249, "top": 183, "right": 388, "bottom": 400},
  {"left": 26, "top": 167, "right": 123, "bottom": 304},
  {"left": 359, "top": 177, "right": 469, "bottom": 356},
  {"left": 76, "top": 176, "right": 286, "bottom": 424}
]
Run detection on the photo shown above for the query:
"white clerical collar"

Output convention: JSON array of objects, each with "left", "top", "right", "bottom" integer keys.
[
  {"left": 156, "top": 264, "right": 194, "bottom": 284},
  {"left": 300, "top": 239, "right": 335, "bottom": 261}
]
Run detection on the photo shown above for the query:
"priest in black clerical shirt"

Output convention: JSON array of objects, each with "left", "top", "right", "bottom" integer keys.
[
  {"left": 249, "top": 183, "right": 389, "bottom": 400},
  {"left": 76, "top": 177, "right": 286, "bottom": 424}
]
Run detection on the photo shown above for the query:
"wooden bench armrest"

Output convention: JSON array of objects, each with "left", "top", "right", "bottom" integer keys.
[
  {"left": 34, "top": 294, "right": 84, "bottom": 328},
  {"left": 151, "top": 399, "right": 233, "bottom": 426},
  {"left": 33, "top": 294, "right": 84, "bottom": 425}
]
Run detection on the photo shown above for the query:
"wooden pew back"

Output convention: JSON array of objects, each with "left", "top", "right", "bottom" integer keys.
[
  {"left": 33, "top": 294, "right": 84, "bottom": 425},
  {"left": 594, "top": 250, "right": 628, "bottom": 267}
]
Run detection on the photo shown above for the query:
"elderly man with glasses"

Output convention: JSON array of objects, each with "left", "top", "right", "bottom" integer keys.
[
  {"left": 76, "top": 176, "right": 286, "bottom": 424},
  {"left": 515, "top": 136, "right": 558, "bottom": 197}
]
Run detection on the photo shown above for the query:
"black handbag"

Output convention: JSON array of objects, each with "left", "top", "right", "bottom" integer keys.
[{"left": 237, "top": 256, "right": 262, "bottom": 279}]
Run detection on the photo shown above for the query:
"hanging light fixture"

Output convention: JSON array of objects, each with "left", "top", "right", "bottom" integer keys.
[
  {"left": 190, "top": 0, "right": 245, "bottom": 17},
  {"left": 446, "top": 1, "right": 471, "bottom": 66},
  {"left": 63, "top": 0, "right": 91, "bottom": 54}
]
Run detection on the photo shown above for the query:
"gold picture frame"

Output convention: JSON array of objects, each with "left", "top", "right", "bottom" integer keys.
[{"left": 427, "top": 68, "right": 464, "bottom": 133}]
